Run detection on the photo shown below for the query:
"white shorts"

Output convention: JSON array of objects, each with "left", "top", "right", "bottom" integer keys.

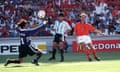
[{"left": 77, "top": 35, "right": 92, "bottom": 44}]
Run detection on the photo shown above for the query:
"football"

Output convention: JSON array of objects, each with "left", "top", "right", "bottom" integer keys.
[{"left": 38, "top": 10, "right": 46, "bottom": 18}]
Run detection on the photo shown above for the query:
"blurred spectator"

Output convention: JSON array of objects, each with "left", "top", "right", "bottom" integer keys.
[
  {"left": 0, "top": 0, "right": 120, "bottom": 37},
  {"left": 114, "top": 23, "right": 120, "bottom": 34},
  {"left": 108, "top": 19, "right": 116, "bottom": 35},
  {"left": 94, "top": 2, "right": 103, "bottom": 15}
]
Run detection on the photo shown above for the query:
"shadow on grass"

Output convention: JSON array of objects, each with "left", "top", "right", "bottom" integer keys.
[
  {"left": 0, "top": 65, "right": 26, "bottom": 68},
  {"left": 7, "top": 65, "right": 25, "bottom": 68}
]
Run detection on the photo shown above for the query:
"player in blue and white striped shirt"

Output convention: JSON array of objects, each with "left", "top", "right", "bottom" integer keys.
[{"left": 49, "top": 13, "right": 72, "bottom": 62}]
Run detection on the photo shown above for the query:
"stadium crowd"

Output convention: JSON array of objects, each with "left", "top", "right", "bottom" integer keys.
[{"left": 0, "top": 0, "right": 120, "bottom": 37}]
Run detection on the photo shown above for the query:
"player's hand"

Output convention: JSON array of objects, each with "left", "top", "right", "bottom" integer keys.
[
  {"left": 102, "top": 33, "right": 109, "bottom": 37},
  {"left": 17, "top": 19, "right": 27, "bottom": 25},
  {"left": 101, "top": 33, "right": 105, "bottom": 36},
  {"left": 73, "top": 32, "right": 76, "bottom": 37},
  {"left": 64, "top": 32, "right": 68, "bottom": 35},
  {"left": 64, "top": 30, "right": 71, "bottom": 35}
]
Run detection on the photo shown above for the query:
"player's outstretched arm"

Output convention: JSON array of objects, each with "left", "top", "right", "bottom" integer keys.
[
  {"left": 16, "top": 18, "right": 45, "bottom": 34},
  {"left": 94, "top": 29, "right": 105, "bottom": 36}
]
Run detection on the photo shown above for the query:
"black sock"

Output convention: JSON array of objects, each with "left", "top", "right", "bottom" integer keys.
[
  {"left": 60, "top": 49, "right": 64, "bottom": 60},
  {"left": 9, "top": 59, "right": 20, "bottom": 64},
  {"left": 52, "top": 48, "right": 56, "bottom": 58},
  {"left": 35, "top": 52, "right": 42, "bottom": 61}
]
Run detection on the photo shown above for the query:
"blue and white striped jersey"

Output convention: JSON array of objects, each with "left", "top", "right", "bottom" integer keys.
[{"left": 53, "top": 20, "right": 71, "bottom": 35}]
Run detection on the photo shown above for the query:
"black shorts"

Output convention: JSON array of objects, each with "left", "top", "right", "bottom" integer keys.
[
  {"left": 53, "top": 34, "right": 65, "bottom": 44},
  {"left": 19, "top": 45, "right": 38, "bottom": 58}
]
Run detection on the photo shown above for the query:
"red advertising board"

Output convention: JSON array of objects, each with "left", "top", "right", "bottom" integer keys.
[{"left": 72, "top": 40, "right": 120, "bottom": 52}]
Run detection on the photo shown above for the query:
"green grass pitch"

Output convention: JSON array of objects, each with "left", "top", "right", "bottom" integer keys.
[{"left": 0, "top": 52, "right": 120, "bottom": 72}]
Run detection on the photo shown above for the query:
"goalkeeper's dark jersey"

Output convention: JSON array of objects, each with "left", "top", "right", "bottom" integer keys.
[{"left": 18, "top": 24, "right": 43, "bottom": 45}]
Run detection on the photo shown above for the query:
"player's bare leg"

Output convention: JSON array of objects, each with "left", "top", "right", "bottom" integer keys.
[
  {"left": 4, "top": 58, "right": 23, "bottom": 66},
  {"left": 49, "top": 42, "right": 57, "bottom": 61},
  {"left": 59, "top": 42, "right": 64, "bottom": 62},
  {"left": 64, "top": 41, "right": 68, "bottom": 53},
  {"left": 88, "top": 43, "right": 101, "bottom": 61},
  {"left": 81, "top": 43, "right": 92, "bottom": 61}
]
